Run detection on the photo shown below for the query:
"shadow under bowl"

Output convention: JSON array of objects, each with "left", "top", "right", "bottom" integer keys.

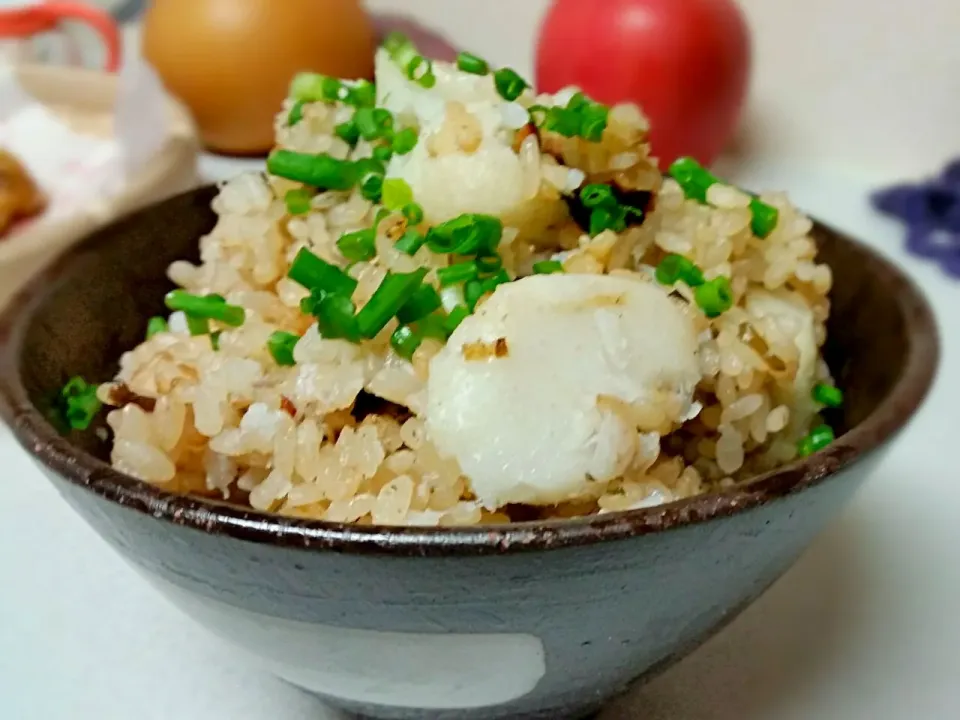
[{"left": 0, "top": 186, "right": 939, "bottom": 720}]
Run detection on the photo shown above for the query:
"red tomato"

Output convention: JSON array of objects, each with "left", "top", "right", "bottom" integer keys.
[{"left": 535, "top": 0, "right": 751, "bottom": 168}]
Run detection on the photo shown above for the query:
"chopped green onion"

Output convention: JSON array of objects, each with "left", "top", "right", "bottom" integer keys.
[
  {"left": 580, "top": 183, "right": 616, "bottom": 208},
  {"left": 444, "top": 305, "right": 470, "bottom": 333},
  {"left": 382, "top": 177, "right": 414, "bottom": 210},
  {"left": 210, "top": 331, "right": 222, "bottom": 351},
  {"left": 476, "top": 255, "right": 503, "bottom": 274},
  {"left": 146, "top": 316, "right": 167, "bottom": 339},
  {"left": 354, "top": 107, "right": 393, "bottom": 141},
  {"left": 578, "top": 103, "right": 609, "bottom": 142},
  {"left": 383, "top": 32, "right": 435, "bottom": 88},
  {"left": 533, "top": 259, "right": 564, "bottom": 274},
  {"left": 288, "top": 100, "right": 306, "bottom": 127},
  {"left": 437, "top": 261, "right": 479, "bottom": 287},
  {"left": 267, "top": 331, "right": 299, "bottom": 366},
  {"left": 655, "top": 254, "right": 705, "bottom": 287},
  {"left": 337, "top": 228, "right": 377, "bottom": 262},
  {"left": 402, "top": 202, "right": 424, "bottom": 225},
  {"left": 391, "top": 325, "right": 423, "bottom": 359},
  {"left": 588, "top": 207, "right": 614, "bottom": 236},
  {"left": 668, "top": 157, "right": 720, "bottom": 203},
  {"left": 355, "top": 268, "right": 429, "bottom": 338},
  {"left": 798, "top": 423, "right": 836, "bottom": 457},
  {"left": 372, "top": 145, "right": 393, "bottom": 164},
  {"left": 391, "top": 127, "right": 418, "bottom": 155},
  {"left": 463, "top": 279, "right": 485, "bottom": 310},
  {"left": 346, "top": 79, "right": 376, "bottom": 108},
  {"left": 335, "top": 121, "right": 360, "bottom": 146},
  {"left": 527, "top": 104, "right": 549, "bottom": 126},
  {"left": 481, "top": 269, "right": 510, "bottom": 294},
  {"left": 267, "top": 150, "right": 357, "bottom": 191},
  {"left": 457, "top": 51, "right": 489, "bottom": 75},
  {"left": 812, "top": 383, "right": 844, "bottom": 408},
  {"left": 543, "top": 106, "right": 582, "bottom": 137},
  {"left": 165, "top": 290, "right": 245, "bottom": 327},
  {"left": 394, "top": 229, "right": 426, "bottom": 255},
  {"left": 284, "top": 188, "right": 313, "bottom": 215},
  {"left": 693, "top": 276, "right": 734, "bottom": 318},
  {"left": 426, "top": 213, "right": 502, "bottom": 255},
  {"left": 60, "top": 376, "right": 102, "bottom": 431},
  {"left": 566, "top": 92, "right": 590, "bottom": 112},
  {"left": 360, "top": 173, "right": 383, "bottom": 202},
  {"left": 290, "top": 72, "right": 342, "bottom": 102},
  {"left": 185, "top": 314, "right": 210, "bottom": 336},
  {"left": 287, "top": 247, "right": 358, "bottom": 296},
  {"left": 313, "top": 293, "right": 361, "bottom": 341},
  {"left": 416, "top": 313, "right": 448, "bottom": 340},
  {"left": 397, "top": 284, "right": 442, "bottom": 324},
  {"left": 749, "top": 197, "right": 780, "bottom": 238},
  {"left": 493, "top": 67, "right": 528, "bottom": 101}
]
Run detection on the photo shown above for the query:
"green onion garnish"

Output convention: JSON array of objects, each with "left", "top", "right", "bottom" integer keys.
[
  {"left": 579, "top": 103, "right": 609, "bottom": 142},
  {"left": 372, "top": 145, "right": 393, "bottom": 164},
  {"left": 426, "top": 213, "right": 503, "bottom": 255},
  {"left": 416, "top": 313, "right": 448, "bottom": 340},
  {"left": 693, "top": 276, "right": 734, "bottom": 318},
  {"left": 481, "top": 269, "right": 510, "bottom": 294},
  {"left": 360, "top": 174, "right": 383, "bottom": 202},
  {"left": 267, "top": 150, "right": 357, "bottom": 191},
  {"left": 267, "top": 331, "right": 300, "bottom": 366},
  {"left": 335, "top": 121, "right": 360, "bottom": 146},
  {"left": 457, "top": 51, "right": 489, "bottom": 75},
  {"left": 812, "top": 383, "right": 844, "bottom": 408},
  {"left": 476, "top": 255, "right": 503, "bottom": 274},
  {"left": 437, "top": 261, "right": 479, "bottom": 287},
  {"left": 655, "top": 254, "right": 705, "bottom": 287},
  {"left": 493, "top": 67, "right": 528, "bottom": 101},
  {"left": 185, "top": 315, "right": 209, "bottom": 336},
  {"left": 313, "top": 293, "right": 361, "bottom": 341},
  {"left": 165, "top": 290, "right": 245, "bottom": 327},
  {"left": 445, "top": 305, "right": 470, "bottom": 333},
  {"left": 402, "top": 203, "right": 424, "bottom": 225},
  {"left": 391, "top": 325, "right": 423, "bottom": 359},
  {"left": 146, "top": 316, "right": 167, "bottom": 339},
  {"left": 284, "top": 188, "right": 313, "bottom": 215},
  {"left": 355, "top": 268, "right": 429, "bottom": 338},
  {"left": 354, "top": 107, "right": 393, "bottom": 141},
  {"left": 669, "top": 156, "right": 779, "bottom": 238},
  {"left": 382, "top": 178, "right": 414, "bottom": 210},
  {"left": 287, "top": 247, "right": 358, "bottom": 296},
  {"left": 290, "top": 72, "right": 343, "bottom": 103},
  {"left": 60, "top": 376, "right": 102, "bottom": 431},
  {"left": 580, "top": 183, "right": 615, "bottom": 208},
  {"left": 391, "top": 127, "right": 418, "bottom": 155},
  {"left": 464, "top": 279, "right": 485, "bottom": 310},
  {"left": 394, "top": 229, "right": 425, "bottom": 255},
  {"left": 288, "top": 100, "right": 306, "bottom": 127},
  {"left": 749, "top": 197, "right": 779, "bottom": 238},
  {"left": 798, "top": 423, "right": 836, "bottom": 457},
  {"left": 346, "top": 79, "right": 376, "bottom": 108},
  {"left": 337, "top": 228, "right": 377, "bottom": 262},
  {"left": 397, "top": 284, "right": 442, "bottom": 324},
  {"left": 533, "top": 259, "right": 564, "bottom": 274},
  {"left": 542, "top": 106, "right": 581, "bottom": 137},
  {"left": 384, "top": 32, "right": 436, "bottom": 88},
  {"left": 210, "top": 331, "right": 222, "bottom": 351}
]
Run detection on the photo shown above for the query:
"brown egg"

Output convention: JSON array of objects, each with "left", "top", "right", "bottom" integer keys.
[{"left": 143, "top": 0, "right": 375, "bottom": 156}]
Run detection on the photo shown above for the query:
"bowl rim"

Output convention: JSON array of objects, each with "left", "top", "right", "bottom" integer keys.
[{"left": 0, "top": 186, "right": 941, "bottom": 556}]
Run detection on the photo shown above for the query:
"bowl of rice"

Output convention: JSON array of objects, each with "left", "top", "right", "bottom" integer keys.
[{"left": 0, "top": 35, "right": 939, "bottom": 720}]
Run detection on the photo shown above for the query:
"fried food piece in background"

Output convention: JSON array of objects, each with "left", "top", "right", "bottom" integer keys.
[{"left": 0, "top": 149, "right": 46, "bottom": 235}]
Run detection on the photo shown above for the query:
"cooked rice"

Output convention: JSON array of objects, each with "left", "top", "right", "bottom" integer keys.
[{"left": 98, "top": 56, "right": 833, "bottom": 526}]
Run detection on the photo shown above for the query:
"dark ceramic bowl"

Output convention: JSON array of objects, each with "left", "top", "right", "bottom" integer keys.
[{"left": 0, "top": 186, "right": 939, "bottom": 720}]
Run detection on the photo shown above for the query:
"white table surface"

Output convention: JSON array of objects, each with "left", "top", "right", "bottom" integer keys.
[{"left": 1, "top": 156, "right": 958, "bottom": 720}]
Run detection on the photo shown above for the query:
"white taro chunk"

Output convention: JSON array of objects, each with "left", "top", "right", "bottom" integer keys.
[
  {"left": 425, "top": 274, "right": 702, "bottom": 510},
  {"left": 375, "top": 48, "right": 567, "bottom": 234}
]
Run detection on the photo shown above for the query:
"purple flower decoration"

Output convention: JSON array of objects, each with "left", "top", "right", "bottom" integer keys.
[{"left": 872, "top": 160, "right": 960, "bottom": 278}]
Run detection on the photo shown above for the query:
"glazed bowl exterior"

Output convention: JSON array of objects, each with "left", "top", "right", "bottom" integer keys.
[{"left": 0, "top": 187, "right": 938, "bottom": 720}]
